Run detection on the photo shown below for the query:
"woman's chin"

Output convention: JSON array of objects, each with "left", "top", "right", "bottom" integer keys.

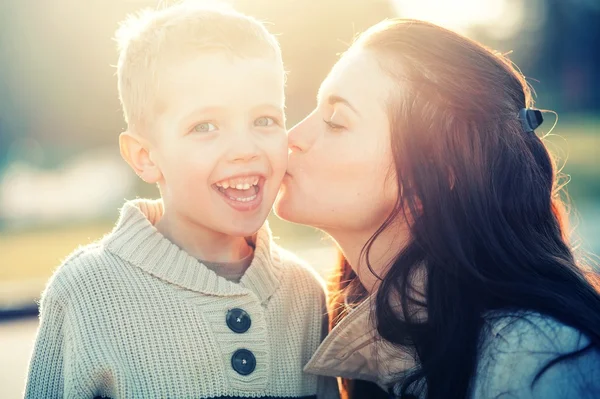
[
  {"left": 273, "top": 191, "right": 308, "bottom": 225},
  {"left": 273, "top": 192, "right": 295, "bottom": 222}
]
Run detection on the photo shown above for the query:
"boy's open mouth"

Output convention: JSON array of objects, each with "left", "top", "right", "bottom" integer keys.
[{"left": 213, "top": 175, "right": 262, "bottom": 203}]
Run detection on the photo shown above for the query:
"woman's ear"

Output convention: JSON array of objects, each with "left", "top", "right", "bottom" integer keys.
[{"left": 119, "top": 131, "right": 162, "bottom": 184}]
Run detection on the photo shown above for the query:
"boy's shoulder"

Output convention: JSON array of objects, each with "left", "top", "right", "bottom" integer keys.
[{"left": 41, "top": 237, "right": 127, "bottom": 305}]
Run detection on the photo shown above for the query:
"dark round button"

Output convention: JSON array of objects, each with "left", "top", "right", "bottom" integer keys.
[
  {"left": 231, "top": 349, "right": 256, "bottom": 375},
  {"left": 226, "top": 308, "right": 251, "bottom": 333}
]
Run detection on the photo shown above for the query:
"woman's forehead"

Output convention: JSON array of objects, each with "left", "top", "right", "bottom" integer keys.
[{"left": 318, "top": 49, "right": 392, "bottom": 110}]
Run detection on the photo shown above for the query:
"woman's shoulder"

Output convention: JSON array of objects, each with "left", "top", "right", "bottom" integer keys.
[
  {"left": 471, "top": 310, "right": 600, "bottom": 398},
  {"left": 482, "top": 310, "right": 588, "bottom": 350}
]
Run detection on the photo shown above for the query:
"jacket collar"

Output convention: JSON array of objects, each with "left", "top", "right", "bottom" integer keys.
[{"left": 304, "top": 296, "right": 417, "bottom": 390}]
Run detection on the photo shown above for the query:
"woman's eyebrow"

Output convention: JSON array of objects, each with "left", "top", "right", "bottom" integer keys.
[{"left": 327, "top": 95, "right": 360, "bottom": 116}]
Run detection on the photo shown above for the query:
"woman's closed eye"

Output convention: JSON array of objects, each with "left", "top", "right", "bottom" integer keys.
[
  {"left": 323, "top": 118, "right": 345, "bottom": 131},
  {"left": 322, "top": 108, "right": 348, "bottom": 132},
  {"left": 191, "top": 122, "right": 217, "bottom": 133}
]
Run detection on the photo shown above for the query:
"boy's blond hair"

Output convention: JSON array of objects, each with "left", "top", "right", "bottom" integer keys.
[{"left": 115, "top": 1, "right": 282, "bottom": 129}]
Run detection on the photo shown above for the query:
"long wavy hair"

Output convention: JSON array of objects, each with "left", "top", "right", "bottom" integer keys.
[{"left": 329, "top": 19, "right": 600, "bottom": 399}]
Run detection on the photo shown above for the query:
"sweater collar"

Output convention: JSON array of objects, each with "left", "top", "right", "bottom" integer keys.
[{"left": 103, "top": 199, "right": 282, "bottom": 303}]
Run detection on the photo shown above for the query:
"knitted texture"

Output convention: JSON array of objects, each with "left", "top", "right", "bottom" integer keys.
[{"left": 25, "top": 199, "right": 338, "bottom": 399}]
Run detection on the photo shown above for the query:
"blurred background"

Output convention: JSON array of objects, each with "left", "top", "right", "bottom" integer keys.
[{"left": 0, "top": 0, "right": 598, "bottom": 397}]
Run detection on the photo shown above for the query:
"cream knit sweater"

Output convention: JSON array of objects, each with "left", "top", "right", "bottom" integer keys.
[{"left": 25, "top": 199, "right": 339, "bottom": 399}]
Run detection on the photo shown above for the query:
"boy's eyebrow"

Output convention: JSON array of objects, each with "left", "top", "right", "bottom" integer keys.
[
  {"left": 254, "top": 103, "right": 285, "bottom": 113},
  {"left": 181, "top": 106, "right": 227, "bottom": 118},
  {"left": 180, "top": 104, "right": 284, "bottom": 122}
]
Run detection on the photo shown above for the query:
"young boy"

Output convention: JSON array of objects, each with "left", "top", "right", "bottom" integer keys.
[{"left": 25, "top": 3, "right": 337, "bottom": 398}]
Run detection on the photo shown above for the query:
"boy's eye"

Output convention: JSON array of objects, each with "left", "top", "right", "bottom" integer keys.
[
  {"left": 192, "top": 122, "right": 217, "bottom": 133},
  {"left": 255, "top": 116, "right": 275, "bottom": 127}
]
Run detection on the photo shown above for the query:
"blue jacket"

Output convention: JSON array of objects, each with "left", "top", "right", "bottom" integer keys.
[{"left": 304, "top": 298, "right": 600, "bottom": 398}]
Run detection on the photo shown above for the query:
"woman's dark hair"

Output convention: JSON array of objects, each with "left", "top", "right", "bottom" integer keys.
[{"left": 329, "top": 19, "right": 600, "bottom": 399}]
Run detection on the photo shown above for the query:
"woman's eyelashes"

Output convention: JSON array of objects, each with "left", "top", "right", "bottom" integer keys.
[
  {"left": 323, "top": 118, "right": 345, "bottom": 131},
  {"left": 322, "top": 109, "right": 347, "bottom": 132}
]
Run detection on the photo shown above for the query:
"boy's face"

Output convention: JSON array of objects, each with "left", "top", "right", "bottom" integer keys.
[{"left": 148, "top": 53, "right": 287, "bottom": 237}]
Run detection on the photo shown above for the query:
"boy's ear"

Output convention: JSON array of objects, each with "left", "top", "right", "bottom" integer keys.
[{"left": 119, "top": 131, "right": 162, "bottom": 184}]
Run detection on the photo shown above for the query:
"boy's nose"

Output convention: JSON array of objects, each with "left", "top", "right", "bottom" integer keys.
[{"left": 228, "top": 132, "right": 260, "bottom": 163}]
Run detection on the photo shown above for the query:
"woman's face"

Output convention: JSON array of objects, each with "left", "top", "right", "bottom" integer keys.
[{"left": 275, "top": 48, "right": 398, "bottom": 237}]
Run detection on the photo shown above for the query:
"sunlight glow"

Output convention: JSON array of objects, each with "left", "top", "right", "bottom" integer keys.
[{"left": 391, "top": 0, "right": 522, "bottom": 38}]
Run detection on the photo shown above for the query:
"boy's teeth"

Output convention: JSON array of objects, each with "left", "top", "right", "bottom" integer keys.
[
  {"left": 229, "top": 194, "right": 257, "bottom": 202},
  {"left": 216, "top": 176, "right": 260, "bottom": 189}
]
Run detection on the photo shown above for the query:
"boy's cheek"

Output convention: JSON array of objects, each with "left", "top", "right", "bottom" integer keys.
[
  {"left": 273, "top": 141, "right": 289, "bottom": 172},
  {"left": 261, "top": 134, "right": 288, "bottom": 165}
]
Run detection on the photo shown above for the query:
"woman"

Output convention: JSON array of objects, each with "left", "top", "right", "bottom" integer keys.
[{"left": 275, "top": 19, "right": 600, "bottom": 399}]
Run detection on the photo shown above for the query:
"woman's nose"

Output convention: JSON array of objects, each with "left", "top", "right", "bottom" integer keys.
[
  {"left": 288, "top": 132, "right": 303, "bottom": 153},
  {"left": 288, "top": 112, "right": 317, "bottom": 153}
]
